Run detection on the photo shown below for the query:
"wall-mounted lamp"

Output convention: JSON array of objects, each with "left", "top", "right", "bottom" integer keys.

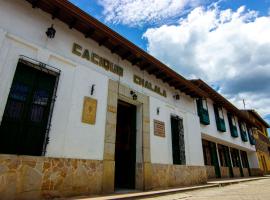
[
  {"left": 130, "top": 90, "right": 137, "bottom": 100},
  {"left": 173, "top": 94, "right": 180, "bottom": 100},
  {"left": 90, "top": 84, "right": 95, "bottom": 96},
  {"left": 157, "top": 107, "right": 160, "bottom": 115},
  {"left": 46, "top": 24, "right": 56, "bottom": 39}
]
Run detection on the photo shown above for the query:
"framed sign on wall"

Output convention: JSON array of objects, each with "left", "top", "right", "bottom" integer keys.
[
  {"left": 82, "top": 96, "right": 97, "bottom": 125},
  {"left": 154, "top": 120, "right": 165, "bottom": 137}
]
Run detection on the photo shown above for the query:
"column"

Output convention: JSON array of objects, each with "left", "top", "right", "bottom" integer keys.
[
  {"left": 238, "top": 149, "right": 244, "bottom": 177},
  {"left": 228, "top": 147, "right": 233, "bottom": 167},
  {"left": 215, "top": 143, "right": 221, "bottom": 167}
]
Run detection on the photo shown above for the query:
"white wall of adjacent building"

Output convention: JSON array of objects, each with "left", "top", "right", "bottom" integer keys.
[
  {"left": 0, "top": 0, "right": 205, "bottom": 165},
  {"left": 199, "top": 98, "right": 256, "bottom": 152},
  {"left": 200, "top": 99, "right": 259, "bottom": 168},
  {"left": 198, "top": 97, "right": 259, "bottom": 168}
]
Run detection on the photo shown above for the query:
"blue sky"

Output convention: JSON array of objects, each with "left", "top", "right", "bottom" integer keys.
[
  {"left": 69, "top": 0, "right": 270, "bottom": 132},
  {"left": 70, "top": 0, "right": 270, "bottom": 50},
  {"left": 69, "top": 0, "right": 147, "bottom": 49}
]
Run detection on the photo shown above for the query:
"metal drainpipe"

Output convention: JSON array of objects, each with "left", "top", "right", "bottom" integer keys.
[{"left": 141, "top": 101, "right": 145, "bottom": 190}]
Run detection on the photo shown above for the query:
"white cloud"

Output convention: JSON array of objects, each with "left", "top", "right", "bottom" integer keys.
[
  {"left": 97, "top": 0, "right": 200, "bottom": 26},
  {"left": 143, "top": 6, "right": 270, "bottom": 118}
]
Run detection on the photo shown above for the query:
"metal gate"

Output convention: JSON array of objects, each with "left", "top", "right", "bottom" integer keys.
[
  {"left": 171, "top": 115, "right": 186, "bottom": 165},
  {"left": 0, "top": 56, "right": 60, "bottom": 156}
]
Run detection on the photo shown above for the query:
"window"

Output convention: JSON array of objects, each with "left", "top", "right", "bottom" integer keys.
[
  {"left": 218, "top": 145, "right": 226, "bottom": 167},
  {"left": 202, "top": 140, "right": 221, "bottom": 177},
  {"left": 0, "top": 59, "right": 59, "bottom": 156},
  {"left": 218, "top": 108, "right": 224, "bottom": 119},
  {"left": 248, "top": 128, "right": 256, "bottom": 145},
  {"left": 241, "top": 124, "right": 246, "bottom": 132},
  {"left": 240, "top": 151, "right": 249, "bottom": 168},
  {"left": 230, "top": 148, "right": 241, "bottom": 167},
  {"left": 196, "top": 98, "right": 210, "bottom": 125},
  {"left": 171, "top": 116, "right": 186, "bottom": 165},
  {"left": 202, "top": 99, "right": 208, "bottom": 110},
  {"left": 202, "top": 140, "right": 212, "bottom": 165},
  {"left": 232, "top": 116, "right": 236, "bottom": 126},
  {"left": 214, "top": 105, "right": 226, "bottom": 132},
  {"left": 239, "top": 122, "right": 248, "bottom": 142},
  {"left": 228, "top": 113, "right": 238, "bottom": 138}
]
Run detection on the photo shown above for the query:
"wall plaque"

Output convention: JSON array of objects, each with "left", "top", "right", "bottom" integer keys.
[
  {"left": 154, "top": 120, "right": 165, "bottom": 137},
  {"left": 82, "top": 96, "right": 97, "bottom": 125}
]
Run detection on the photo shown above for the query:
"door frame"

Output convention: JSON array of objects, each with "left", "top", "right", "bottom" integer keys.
[{"left": 102, "top": 80, "right": 151, "bottom": 193}]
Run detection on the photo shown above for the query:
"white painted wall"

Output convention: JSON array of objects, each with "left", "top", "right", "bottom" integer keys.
[
  {"left": 0, "top": 0, "right": 110, "bottom": 160},
  {"left": 0, "top": 34, "right": 110, "bottom": 160},
  {"left": 0, "top": 0, "right": 259, "bottom": 167},
  {"left": 0, "top": 0, "right": 215, "bottom": 166},
  {"left": 150, "top": 96, "right": 204, "bottom": 166}
]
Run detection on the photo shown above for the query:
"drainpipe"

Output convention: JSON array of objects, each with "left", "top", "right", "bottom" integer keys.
[{"left": 141, "top": 102, "right": 145, "bottom": 191}]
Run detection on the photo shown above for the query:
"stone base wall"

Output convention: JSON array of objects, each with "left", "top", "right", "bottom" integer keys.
[
  {"left": 151, "top": 164, "right": 207, "bottom": 189},
  {"left": 242, "top": 168, "right": 249, "bottom": 177},
  {"left": 220, "top": 167, "right": 230, "bottom": 178},
  {"left": 0, "top": 153, "right": 263, "bottom": 199},
  {"left": 250, "top": 168, "right": 264, "bottom": 176},
  {"left": 0, "top": 154, "right": 103, "bottom": 200},
  {"left": 232, "top": 167, "right": 241, "bottom": 177},
  {"left": 205, "top": 165, "right": 216, "bottom": 179}
]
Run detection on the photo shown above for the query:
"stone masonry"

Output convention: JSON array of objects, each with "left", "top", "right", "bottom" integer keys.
[{"left": 0, "top": 154, "right": 103, "bottom": 200}]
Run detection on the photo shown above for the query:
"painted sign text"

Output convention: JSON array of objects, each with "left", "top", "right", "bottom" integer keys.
[{"left": 72, "top": 43, "right": 123, "bottom": 76}]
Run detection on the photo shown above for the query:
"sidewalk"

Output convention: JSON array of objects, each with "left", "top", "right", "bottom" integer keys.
[{"left": 68, "top": 176, "right": 268, "bottom": 200}]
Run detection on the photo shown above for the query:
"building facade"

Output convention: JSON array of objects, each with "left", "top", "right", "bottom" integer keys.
[
  {"left": 192, "top": 80, "right": 261, "bottom": 179},
  {"left": 244, "top": 110, "right": 270, "bottom": 173},
  {"left": 0, "top": 0, "right": 265, "bottom": 199}
]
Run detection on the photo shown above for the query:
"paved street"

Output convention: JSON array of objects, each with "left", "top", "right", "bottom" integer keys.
[{"left": 140, "top": 178, "right": 270, "bottom": 200}]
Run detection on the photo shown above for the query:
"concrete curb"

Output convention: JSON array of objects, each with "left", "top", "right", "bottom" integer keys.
[
  {"left": 209, "top": 176, "right": 269, "bottom": 187},
  {"left": 75, "top": 184, "right": 219, "bottom": 200},
  {"left": 72, "top": 177, "right": 269, "bottom": 200}
]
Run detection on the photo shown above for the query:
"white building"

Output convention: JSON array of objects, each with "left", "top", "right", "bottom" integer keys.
[
  {"left": 0, "top": 0, "right": 261, "bottom": 199},
  {"left": 192, "top": 79, "right": 260, "bottom": 179}
]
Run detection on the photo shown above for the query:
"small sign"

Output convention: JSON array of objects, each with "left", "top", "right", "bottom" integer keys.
[
  {"left": 154, "top": 120, "right": 165, "bottom": 137},
  {"left": 82, "top": 96, "right": 97, "bottom": 125}
]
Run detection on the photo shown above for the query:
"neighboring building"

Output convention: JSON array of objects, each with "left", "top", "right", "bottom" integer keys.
[
  {"left": 191, "top": 79, "right": 260, "bottom": 179},
  {"left": 0, "top": 0, "right": 263, "bottom": 199},
  {"left": 243, "top": 110, "right": 270, "bottom": 173}
]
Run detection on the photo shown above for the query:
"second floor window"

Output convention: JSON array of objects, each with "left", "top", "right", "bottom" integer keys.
[
  {"left": 214, "top": 105, "right": 226, "bottom": 132},
  {"left": 218, "top": 108, "right": 224, "bottom": 119},
  {"left": 232, "top": 116, "right": 236, "bottom": 126},
  {"left": 196, "top": 98, "right": 210, "bottom": 125},
  {"left": 228, "top": 113, "right": 238, "bottom": 138},
  {"left": 248, "top": 127, "right": 256, "bottom": 145},
  {"left": 239, "top": 122, "right": 248, "bottom": 142}
]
